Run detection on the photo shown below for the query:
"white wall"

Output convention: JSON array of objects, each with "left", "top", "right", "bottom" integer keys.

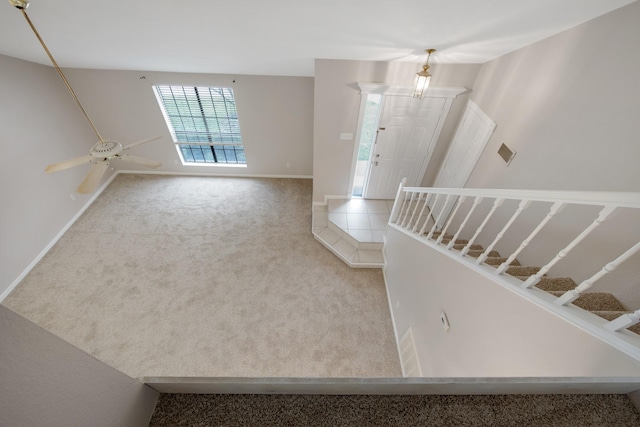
[
  {"left": 384, "top": 226, "right": 640, "bottom": 377},
  {"left": 313, "top": 59, "right": 480, "bottom": 202},
  {"left": 0, "top": 305, "right": 158, "bottom": 426},
  {"left": 438, "top": 1, "right": 640, "bottom": 309},
  {"left": 0, "top": 57, "right": 314, "bottom": 297},
  {"left": 0, "top": 54, "right": 113, "bottom": 298},
  {"left": 467, "top": 1, "right": 640, "bottom": 193},
  {"left": 61, "top": 68, "right": 314, "bottom": 177}
]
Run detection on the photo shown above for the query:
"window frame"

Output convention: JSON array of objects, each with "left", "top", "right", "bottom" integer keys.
[{"left": 153, "top": 85, "right": 247, "bottom": 167}]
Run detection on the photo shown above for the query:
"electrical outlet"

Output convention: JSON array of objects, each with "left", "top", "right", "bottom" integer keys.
[
  {"left": 286, "top": 162, "right": 291, "bottom": 168},
  {"left": 339, "top": 133, "right": 353, "bottom": 141}
]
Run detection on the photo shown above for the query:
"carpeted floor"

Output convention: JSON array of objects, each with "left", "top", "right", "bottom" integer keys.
[
  {"left": 2, "top": 174, "right": 401, "bottom": 378},
  {"left": 149, "top": 393, "right": 640, "bottom": 426}
]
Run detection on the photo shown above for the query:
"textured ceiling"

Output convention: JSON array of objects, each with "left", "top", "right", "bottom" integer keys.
[{"left": 0, "top": 0, "right": 636, "bottom": 76}]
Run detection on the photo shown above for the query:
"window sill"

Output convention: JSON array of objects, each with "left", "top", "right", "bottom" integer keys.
[{"left": 181, "top": 162, "right": 247, "bottom": 168}]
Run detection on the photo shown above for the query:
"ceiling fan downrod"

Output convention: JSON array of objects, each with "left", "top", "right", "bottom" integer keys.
[{"left": 9, "top": 0, "right": 106, "bottom": 143}]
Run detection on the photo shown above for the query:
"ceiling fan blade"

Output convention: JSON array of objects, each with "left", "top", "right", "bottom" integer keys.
[
  {"left": 77, "top": 161, "right": 110, "bottom": 194},
  {"left": 45, "top": 154, "right": 94, "bottom": 174},
  {"left": 116, "top": 154, "right": 162, "bottom": 169},
  {"left": 122, "top": 136, "right": 162, "bottom": 150}
]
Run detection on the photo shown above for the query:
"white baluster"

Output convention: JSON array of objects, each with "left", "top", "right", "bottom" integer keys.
[
  {"left": 412, "top": 193, "right": 433, "bottom": 233},
  {"left": 477, "top": 200, "right": 531, "bottom": 264},
  {"left": 427, "top": 194, "right": 454, "bottom": 240},
  {"left": 447, "top": 196, "right": 483, "bottom": 250},
  {"left": 401, "top": 192, "right": 417, "bottom": 228},
  {"left": 556, "top": 240, "right": 640, "bottom": 306},
  {"left": 604, "top": 310, "right": 640, "bottom": 332},
  {"left": 523, "top": 205, "right": 617, "bottom": 288},
  {"left": 406, "top": 193, "right": 424, "bottom": 231},
  {"left": 419, "top": 194, "right": 441, "bottom": 236},
  {"left": 437, "top": 196, "right": 467, "bottom": 244},
  {"left": 389, "top": 178, "right": 407, "bottom": 224},
  {"left": 496, "top": 202, "right": 566, "bottom": 275},
  {"left": 394, "top": 191, "right": 411, "bottom": 225},
  {"left": 461, "top": 198, "right": 504, "bottom": 257}
]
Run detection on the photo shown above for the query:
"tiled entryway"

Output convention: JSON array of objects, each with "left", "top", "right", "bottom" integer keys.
[
  {"left": 312, "top": 198, "right": 394, "bottom": 268},
  {"left": 327, "top": 199, "right": 394, "bottom": 243}
]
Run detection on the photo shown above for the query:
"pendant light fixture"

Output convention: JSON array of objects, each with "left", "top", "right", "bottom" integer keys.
[{"left": 412, "top": 48, "right": 436, "bottom": 99}]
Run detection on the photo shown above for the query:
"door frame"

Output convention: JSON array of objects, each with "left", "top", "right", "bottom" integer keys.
[{"left": 348, "top": 83, "right": 467, "bottom": 198}]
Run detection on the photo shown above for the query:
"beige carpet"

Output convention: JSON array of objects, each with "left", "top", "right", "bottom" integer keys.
[{"left": 3, "top": 174, "right": 401, "bottom": 378}]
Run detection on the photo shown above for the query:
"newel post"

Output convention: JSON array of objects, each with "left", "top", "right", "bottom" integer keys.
[{"left": 389, "top": 177, "right": 407, "bottom": 224}]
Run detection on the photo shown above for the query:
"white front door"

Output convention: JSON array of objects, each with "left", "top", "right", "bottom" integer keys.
[{"left": 364, "top": 96, "right": 447, "bottom": 199}]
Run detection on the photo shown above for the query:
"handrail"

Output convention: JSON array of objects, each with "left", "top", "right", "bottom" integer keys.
[
  {"left": 388, "top": 181, "right": 640, "bottom": 360},
  {"left": 402, "top": 187, "right": 640, "bottom": 209}
]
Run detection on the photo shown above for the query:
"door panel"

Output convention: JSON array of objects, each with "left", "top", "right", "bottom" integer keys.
[
  {"left": 364, "top": 96, "right": 446, "bottom": 199},
  {"left": 432, "top": 100, "right": 496, "bottom": 226},
  {"left": 435, "top": 100, "right": 495, "bottom": 189}
]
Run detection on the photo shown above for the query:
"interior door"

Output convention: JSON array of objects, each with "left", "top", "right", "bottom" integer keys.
[
  {"left": 432, "top": 100, "right": 496, "bottom": 226},
  {"left": 434, "top": 100, "right": 496, "bottom": 189},
  {"left": 364, "top": 96, "right": 446, "bottom": 199}
]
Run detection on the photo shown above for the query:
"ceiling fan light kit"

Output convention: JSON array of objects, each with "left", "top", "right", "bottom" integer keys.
[
  {"left": 9, "top": 0, "right": 28, "bottom": 9},
  {"left": 9, "top": 0, "right": 162, "bottom": 194}
]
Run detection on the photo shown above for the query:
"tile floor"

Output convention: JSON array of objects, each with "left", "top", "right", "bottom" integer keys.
[{"left": 327, "top": 199, "right": 395, "bottom": 243}]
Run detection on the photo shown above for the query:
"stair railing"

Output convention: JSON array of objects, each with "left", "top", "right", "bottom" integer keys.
[{"left": 388, "top": 181, "right": 640, "bottom": 351}]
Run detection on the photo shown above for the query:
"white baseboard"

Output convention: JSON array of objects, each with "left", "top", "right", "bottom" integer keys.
[
  {"left": 383, "top": 265, "right": 403, "bottom": 377},
  {"left": 118, "top": 170, "right": 312, "bottom": 179},
  {"left": 312, "top": 195, "right": 351, "bottom": 207},
  {"left": 1, "top": 172, "right": 118, "bottom": 302}
]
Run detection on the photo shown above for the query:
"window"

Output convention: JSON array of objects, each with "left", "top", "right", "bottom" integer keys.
[
  {"left": 352, "top": 93, "right": 382, "bottom": 197},
  {"left": 153, "top": 85, "right": 246, "bottom": 165}
]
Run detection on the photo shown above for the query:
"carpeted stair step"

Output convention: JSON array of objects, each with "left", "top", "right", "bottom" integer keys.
[
  {"left": 528, "top": 277, "right": 577, "bottom": 292},
  {"left": 431, "top": 232, "right": 450, "bottom": 238},
  {"left": 592, "top": 310, "right": 631, "bottom": 322},
  {"left": 622, "top": 323, "right": 640, "bottom": 335},
  {"left": 430, "top": 232, "right": 465, "bottom": 242},
  {"left": 590, "top": 311, "right": 640, "bottom": 335},
  {"left": 441, "top": 238, "right": 469, "bottom": 244},
  {"left": 427, "top": 232, "right": 454, "bottom": 241},
  {"left": 452, "top": 243, "right": 484, "bottom": 251},
  {"left": 426, "top": 232, "right": 481, "bottom": 250},
  {"left": 546, "top": 291, "right": 627, "bottom": 312},
  {"left": 505, "top": 266, "right": 541, "bottom": 277},
  {"left": 483, "top": 257, "right": 521, "bottom": 266},
  {"left": 421, "top": 232, "right": 639, "bottom": 336},
  {"left": 467, "top": 249, "right": 501, "bottom": 258}
]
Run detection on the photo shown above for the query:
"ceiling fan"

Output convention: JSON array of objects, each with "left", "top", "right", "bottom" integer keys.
[{"left": 9, "top": 0, "right": 162, "bottom": 193}]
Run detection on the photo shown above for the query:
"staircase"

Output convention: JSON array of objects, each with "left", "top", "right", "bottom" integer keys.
[
  {"left": 434, "top": 232, "right": 640, "bottom": 335},
  {"left": 385, "top": 183, "right": 640, "bottom": 364}
]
